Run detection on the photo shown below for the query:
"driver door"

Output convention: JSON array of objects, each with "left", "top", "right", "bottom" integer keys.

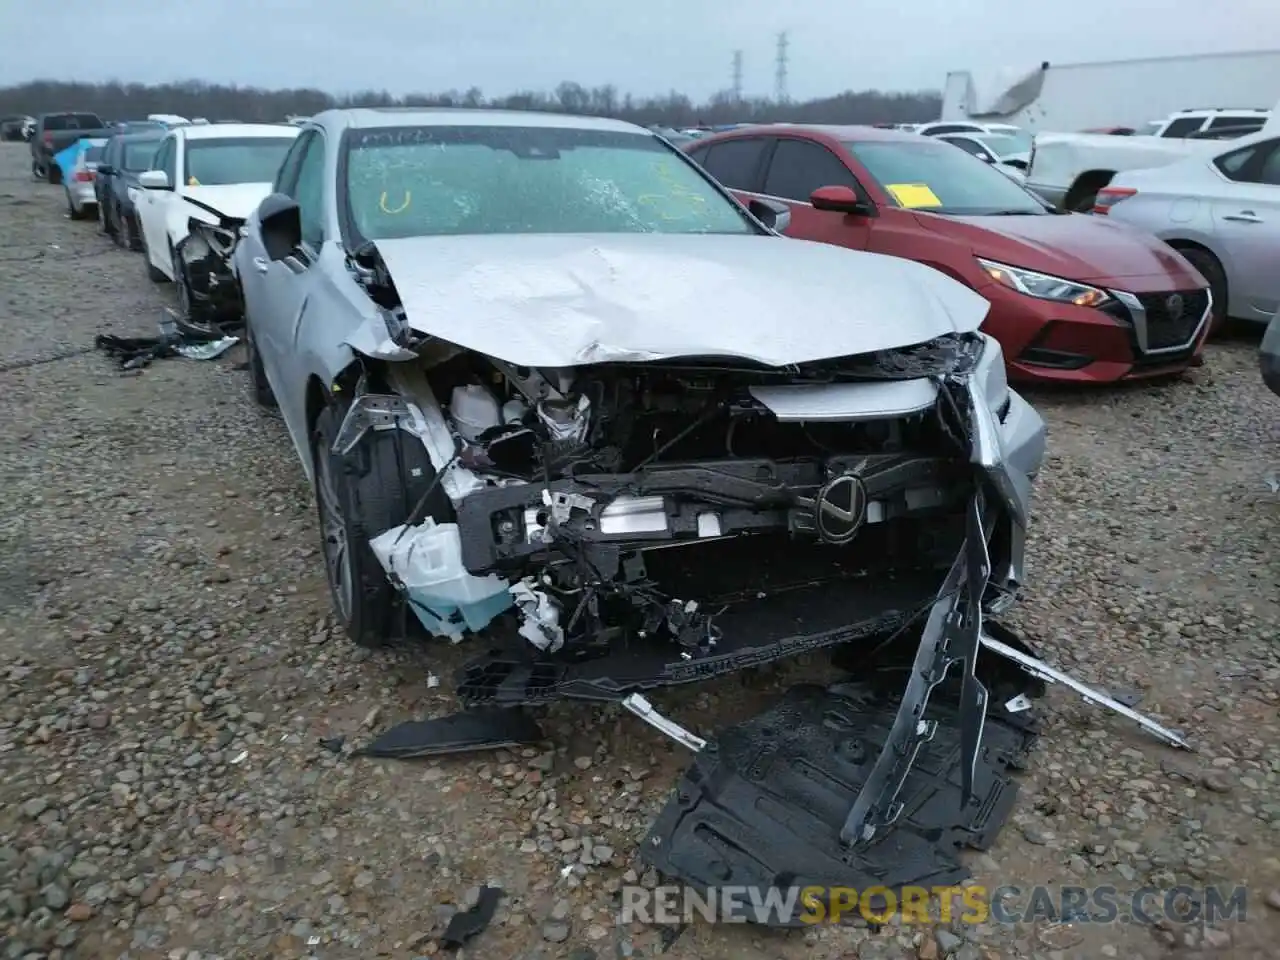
[
  {"left": 759, "top": 137, "right": 873, "bottom": 249},
  {"left": 252, "top": 129, "right": 327, "bottom": 443},
  {"left": 1210, "top": 138, "right": 1280, "bottom": 322},
  {"left": 239, "top": 132, "right": 309, "bottom": 389},
  {"left": 137, "top": 135, "right": 178, "bottom": 275}
]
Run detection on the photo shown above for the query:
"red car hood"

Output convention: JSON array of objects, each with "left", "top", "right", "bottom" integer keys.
[{"left": 915, "top": 211, "right": 1203, "bottom": 286}]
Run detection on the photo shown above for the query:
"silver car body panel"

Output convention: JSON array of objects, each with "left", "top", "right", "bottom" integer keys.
[
  {"left": 1104, "top": 129, "right": 1280, "bottom": 324},
  {"left": 372, "top": 233, "right": 990, "bottom": 368}
]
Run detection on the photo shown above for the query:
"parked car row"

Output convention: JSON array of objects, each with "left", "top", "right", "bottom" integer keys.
[
  {"left": 30, "top": 107, "right": 1044, "bottom": 663},
  {"left": 25, "top": 107, "right": 1278, "bottom": 662}
]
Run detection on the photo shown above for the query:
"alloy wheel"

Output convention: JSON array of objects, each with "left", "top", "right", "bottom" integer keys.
[{"left": 314, "top": 435, "right": 354, "bottom": 622}]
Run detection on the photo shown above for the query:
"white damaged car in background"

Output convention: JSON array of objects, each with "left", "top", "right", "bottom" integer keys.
[
  {"left": 231, "top": 107, "right": 1189, "bottom": 908},
  {"left": 131, "top": 122, "right": 298, "bottom": 331}
]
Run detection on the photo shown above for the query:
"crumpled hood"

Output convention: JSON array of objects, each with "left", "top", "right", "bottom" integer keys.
[
  {"left": 182, "top": 183, "right": 272, "bottom": 221},
  {"left": 915, "top": 211, "right": 1198, "bottom": 283},
  {"left": 373, "top": 233, "right": 989, "bottom": 367}
]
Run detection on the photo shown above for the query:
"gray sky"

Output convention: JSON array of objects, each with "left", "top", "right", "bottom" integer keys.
[{"left": 2, "top": 0, "right": 1278, "bottom": 101}]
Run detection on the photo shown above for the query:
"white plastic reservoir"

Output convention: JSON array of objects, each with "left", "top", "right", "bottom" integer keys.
[
  {"left": 369, "top": 519, "right": 512, "bottom": 641},
  {"left": 450, "top": 384, "right": 501, "bottom": 443}
]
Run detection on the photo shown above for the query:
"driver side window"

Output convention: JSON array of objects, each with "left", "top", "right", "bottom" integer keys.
[
  {"left": 943, "top": 137, "right": 985, "bottom": 157},
  {"left": 273, "top": 133, "right": 309, "bottom": 194},
  {"left": 152, "top": 139, "right": 173, "bottom": 177},
  {"left": 290, "top": 133, "right": 326, "bottom": 249},
  {"left": 160, "top": 138, "right": 177, "bottom": 183}
]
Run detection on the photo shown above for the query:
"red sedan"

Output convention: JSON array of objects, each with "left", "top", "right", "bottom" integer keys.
[{"left": 683, "top": 125, "right": 1212, "bottom": 384}]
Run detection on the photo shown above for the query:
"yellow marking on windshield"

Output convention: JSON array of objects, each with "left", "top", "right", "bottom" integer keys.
[
  {"left": 885, "top": 182, "right": 942, "bottom": 208},
  {"left": 379, "top": 190, "right": 411, "bottom": 214},
  {"left": 636, "top": 159, "right": 708, "bottom": 219}
]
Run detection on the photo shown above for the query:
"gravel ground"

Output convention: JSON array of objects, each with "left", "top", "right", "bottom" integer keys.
[{"left": 1, "top": 140, "right": 1279, "bottom": 960}]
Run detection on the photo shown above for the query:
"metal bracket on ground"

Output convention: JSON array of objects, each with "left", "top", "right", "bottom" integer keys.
[{"left": 979, "top": 628, "right": 1192, "bottom": 750}]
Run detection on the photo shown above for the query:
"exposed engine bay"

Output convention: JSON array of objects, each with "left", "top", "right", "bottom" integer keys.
[{"left": 351, "top": 326, "right": 1020, "bottom": 652}]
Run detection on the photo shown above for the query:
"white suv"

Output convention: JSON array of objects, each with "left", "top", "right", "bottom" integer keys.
[{"left": 1149, "top": 108, "right": 1269, "bottom": 139}]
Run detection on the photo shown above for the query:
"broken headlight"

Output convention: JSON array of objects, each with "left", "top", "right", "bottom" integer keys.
[
  {"left": 971, "top": 334, "right": 1010, "bottom": 418},
  {"left": 977, "top": 258, "right": 1110, "bottom": 309},
  {"left": 186, "top": 219, "right": 239, "bottom": 260}
]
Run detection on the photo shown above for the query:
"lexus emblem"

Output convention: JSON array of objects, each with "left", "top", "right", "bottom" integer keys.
[
  {"left": 813, "top": 474, "right": 868, "bottom": 545},
  {"left": 1165, "top": 293, "right": 1185, "bottom": 320}
]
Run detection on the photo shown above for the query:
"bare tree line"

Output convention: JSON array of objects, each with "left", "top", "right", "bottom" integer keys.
[{"left": 0, "top": 78, "right": 941, "bottom": 127}]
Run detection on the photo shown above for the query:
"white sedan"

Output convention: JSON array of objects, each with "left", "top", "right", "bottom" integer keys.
[
  {"left": 936, "top": 132, "right": 1032, "bottom": 183},
  {"left": 1094, "top": 129, "right": 1280, "bottom": 328},
  {"left": 131, "top": 123, "right": 299, "bottom": 321}
]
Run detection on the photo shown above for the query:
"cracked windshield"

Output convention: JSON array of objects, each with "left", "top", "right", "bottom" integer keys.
[{"left": 345, "top": 126, "right": 753, "bottom": 238}]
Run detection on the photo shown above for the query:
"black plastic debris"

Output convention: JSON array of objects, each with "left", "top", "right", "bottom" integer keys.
[
  {"left": 640, "top": 676, "right": 1040, "bottom": 926},
  {"left": 455, "top": 572, "right": 940, "bottom": 707},
  {"left": 94, "top": 308, "right": 239, "bottom": 372},
  {"left": 94, "top": 332, "right": 178, "bottom": 370},
  {"left": 355, "top": 707, "right": 544, "bottom": 759},
  {"left": 441, "top": 885, "right": 503, "bottom": 949}
]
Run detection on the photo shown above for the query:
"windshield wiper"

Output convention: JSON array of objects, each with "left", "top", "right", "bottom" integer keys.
[{"left": 983, "top": 210, "right": 1041, "bottom": 216}]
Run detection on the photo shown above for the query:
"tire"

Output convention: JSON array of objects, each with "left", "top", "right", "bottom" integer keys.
[
  {"left": 243, "top": 311, "right": 277, "bottom": 408},
  {"left": 141, "top": 228, "right": 168, "bottom": 283},
  {"left": 46, "top": 162, "right": 61, "bottom": 185},
  {"left": 111, "top": 203, "right": 126, "bottom": 248},
  {"left": 311, "top": 402, "right": 452, "bottom": 648},
  {"left": 66, "top": 189, "right": 87, "bottom": 221},
  {"left": 1176, "top": 246, "right": 1228, "bottom": 334},
  {"left": 124, "top": 212, "right": 143, "bottom": 252}
]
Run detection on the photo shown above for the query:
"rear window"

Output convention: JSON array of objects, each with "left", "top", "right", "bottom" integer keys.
[
  {"left": 85, "top": 146, "right": 105, "bottom": 163},
  {"left": 1160, "top": 117, "right": 1206, "bottom": 138},
  {"left": 1206, "top": 115, "right": 1264, "bottom": 132},
  {"left": 123, "top": 140, "right": 160, "bottom": 170},
  {"left": 183, "top": 137, "right": 296, "bottom": 186},
  {"left": 42, "top": 114, "right": 101, "bottom": 131}
]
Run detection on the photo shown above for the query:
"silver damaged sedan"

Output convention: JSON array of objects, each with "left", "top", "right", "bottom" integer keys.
[{"left": 234, "top": 109, "right": 1047, "bottom": 789}]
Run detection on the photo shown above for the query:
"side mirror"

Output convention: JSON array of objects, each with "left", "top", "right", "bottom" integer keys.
[
  {"left": 258, "top": 193, "right": 302, "bottom": 261},
  {"left": 138, "top": 169, "right": 170, "bottom": 190},
  {"left": 747, "top": 196, "right": 792, "bottom": 234},
  {"left": 810, "top": 185, "right": 870, "bottom": 215},
  {"left": 97, "top": 163, "right": 115, "bottom": 176}
]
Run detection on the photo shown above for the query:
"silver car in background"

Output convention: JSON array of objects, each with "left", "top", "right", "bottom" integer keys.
[
  {"left": 63, "top": 139, "right": 109, "bottom": 221},
  {"left": 1093, "top": 129, "right": 1280, "bottom": 328}
]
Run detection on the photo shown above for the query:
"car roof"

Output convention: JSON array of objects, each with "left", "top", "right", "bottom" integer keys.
[
  {"left": 175, "top": 123, "right": 300, "bottom": 141},
  {"left": 307, "top": 106, "right": 646, "bottom": 135},
  {"left": 702, "top": 123, "right": 931, "bottom": 145}
]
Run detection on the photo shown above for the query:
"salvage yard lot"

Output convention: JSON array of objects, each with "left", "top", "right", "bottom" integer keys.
[{"left": 1, "top": 139, "right": 1278, "bottom": 960}]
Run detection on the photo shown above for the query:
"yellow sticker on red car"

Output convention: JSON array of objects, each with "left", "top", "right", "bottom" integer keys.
[{"left": 885, "top": 183, "right": 942, "bottom": 208}]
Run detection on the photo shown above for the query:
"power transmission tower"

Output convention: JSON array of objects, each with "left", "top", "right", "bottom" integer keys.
[
  {"left": 774, "top": 32, "right": 789, "bottom": 103},
  {"left": 732, "top": 50, "right": 743, "bottom": 101}
]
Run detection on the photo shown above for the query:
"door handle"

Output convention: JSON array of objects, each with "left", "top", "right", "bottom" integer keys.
[
  {"left": 253, "top": 257, "right": 269, "bottom": 274},
  {"left": 1223, "top": 211, "right": 1262, "bottom": 223}
]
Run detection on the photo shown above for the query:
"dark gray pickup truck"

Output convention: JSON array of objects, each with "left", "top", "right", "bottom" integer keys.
[{"left": 30, "top": 112, "right": 112, "bottom": 184}]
